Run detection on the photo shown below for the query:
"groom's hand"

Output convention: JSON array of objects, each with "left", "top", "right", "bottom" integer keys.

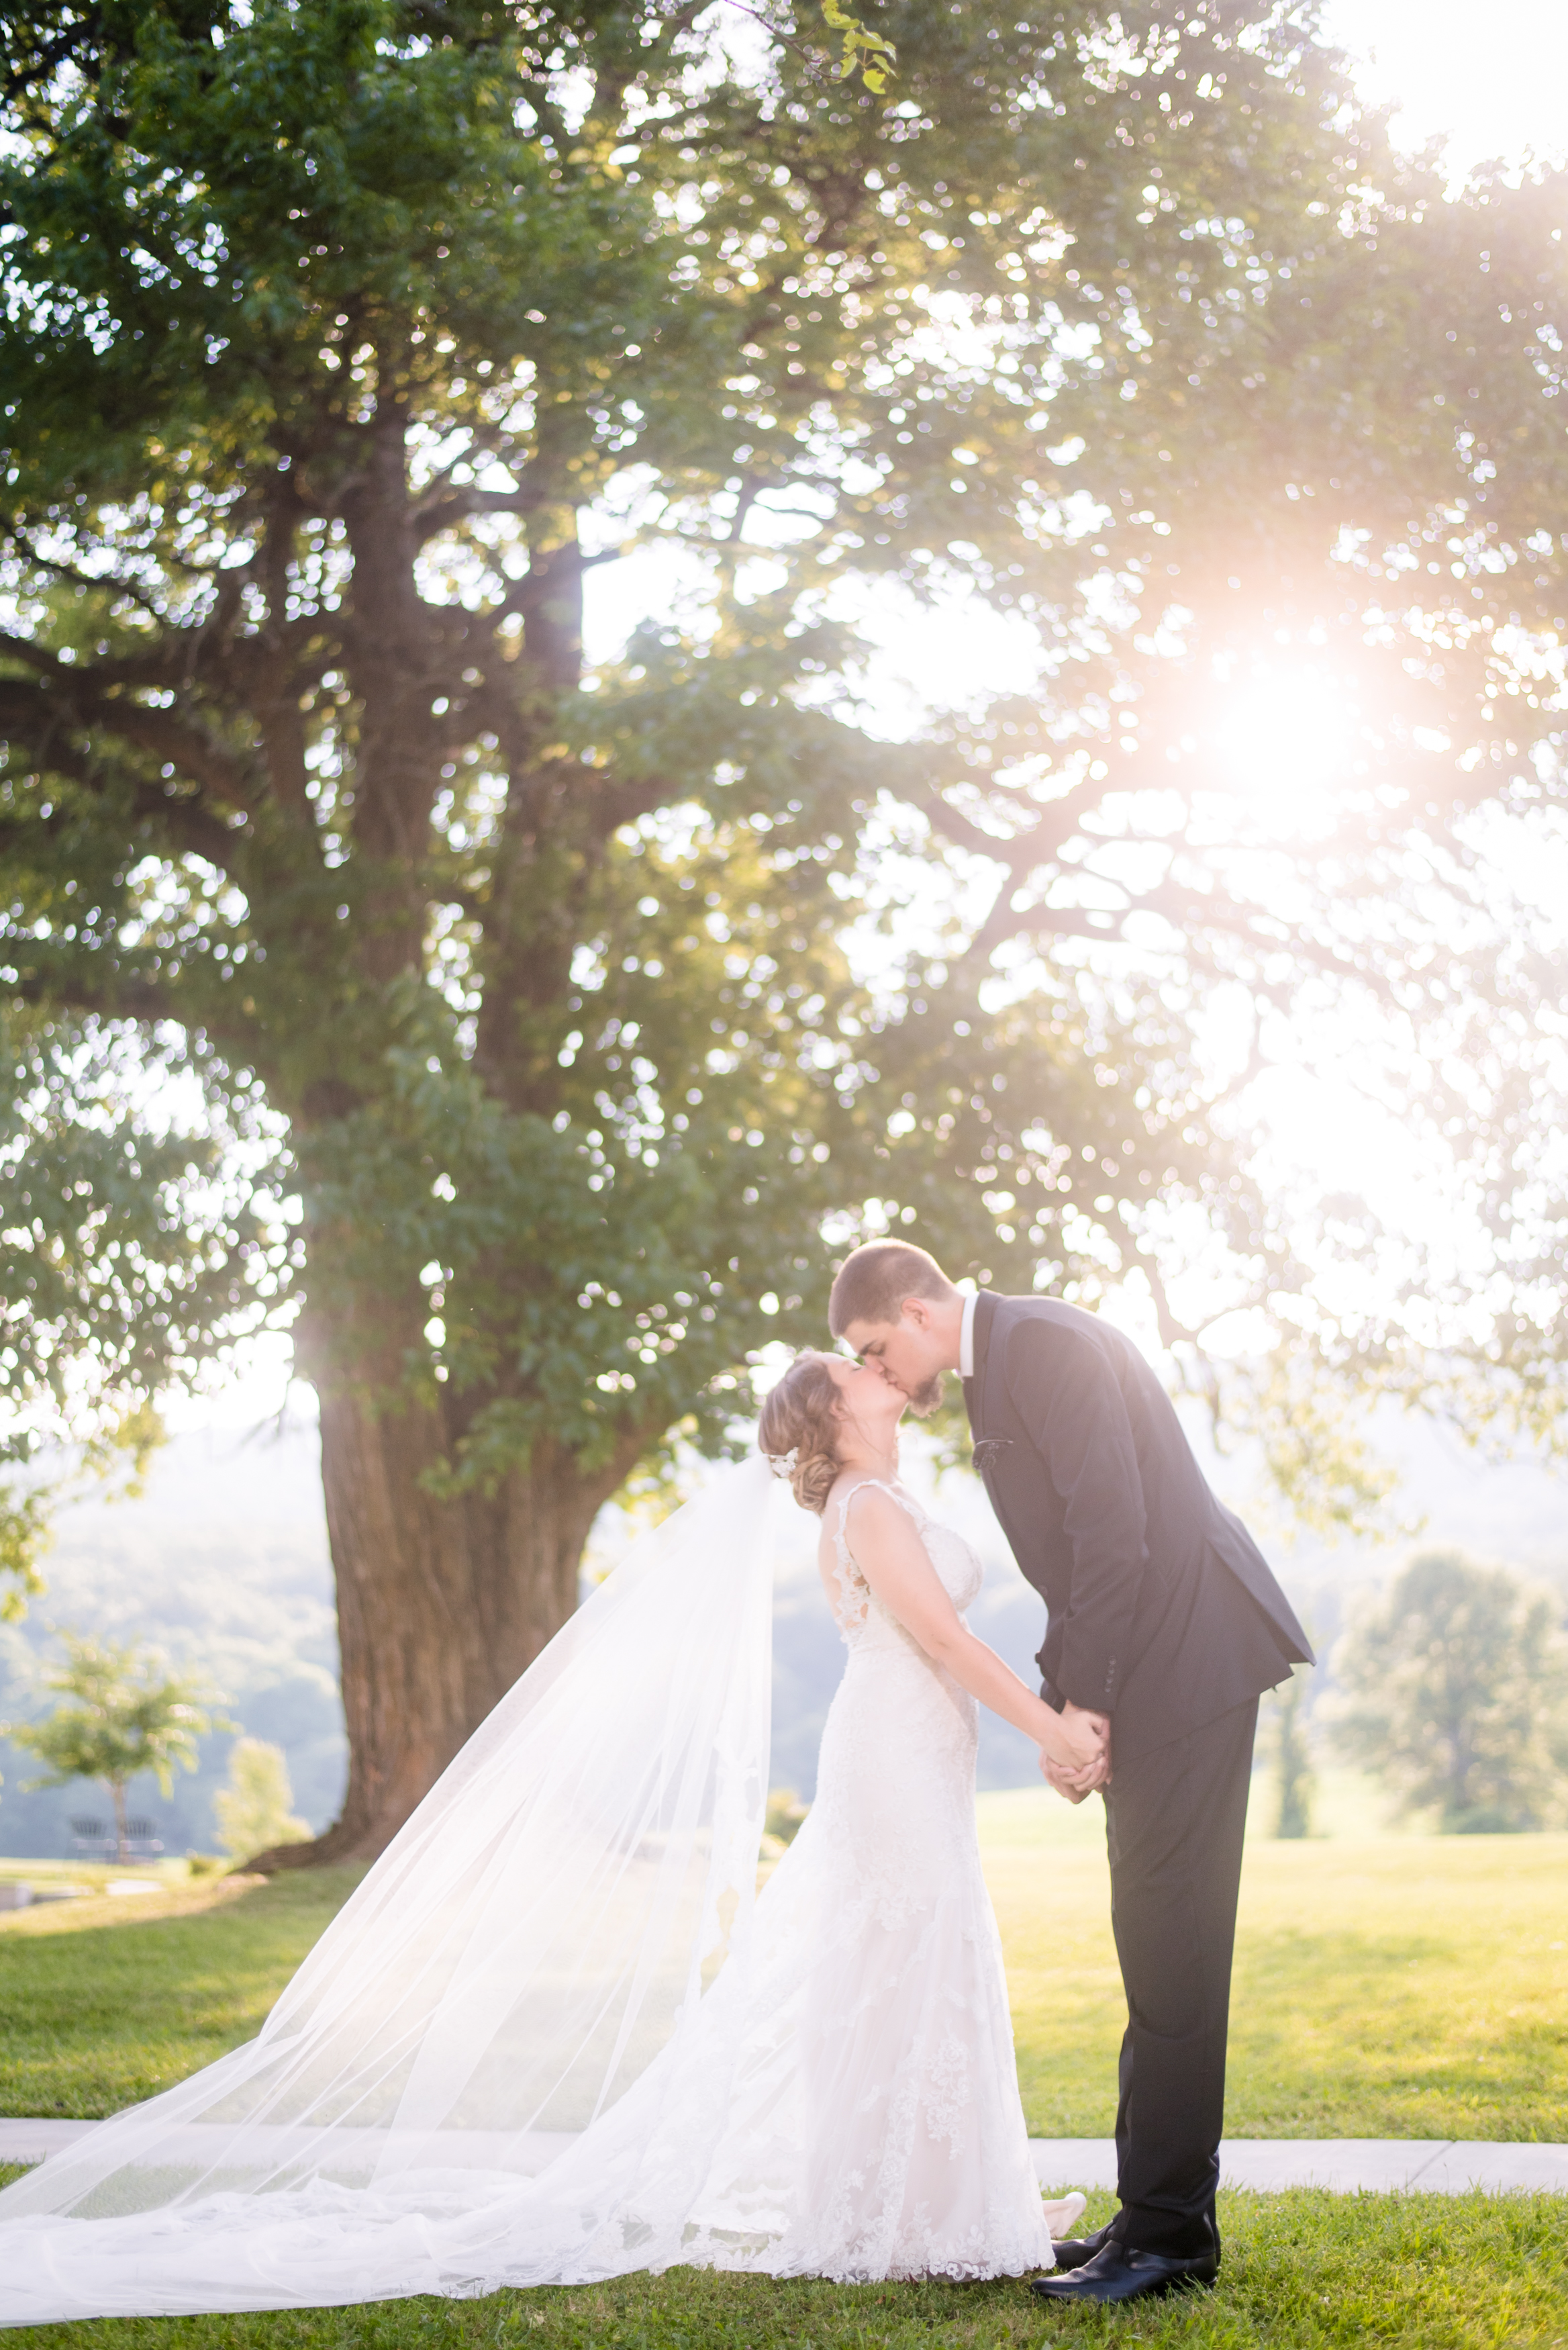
[{"left": 1042, "top": 1703, "right": 1111, "bottom": 1802}]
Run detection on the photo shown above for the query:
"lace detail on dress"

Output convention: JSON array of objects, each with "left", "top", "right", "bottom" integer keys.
[
  {"left": 829, "top": 1479, "right": 932, "bottom": 1642},
  {"left": 828, "top": 1484, "right": 874, "bottom": 1632}
]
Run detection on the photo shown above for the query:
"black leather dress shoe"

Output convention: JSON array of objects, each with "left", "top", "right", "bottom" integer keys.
[
  {"left": 1044, "top": 2220, "right": 1118, "bottom": 2272},
  {"left": 1032, "top": 2241, "right": 1219, "bottom": 2304}
]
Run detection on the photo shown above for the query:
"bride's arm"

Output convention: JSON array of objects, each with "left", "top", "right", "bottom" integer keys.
[{"left": 839, "top": 1489, "right": 1107, "bottom": 1775}]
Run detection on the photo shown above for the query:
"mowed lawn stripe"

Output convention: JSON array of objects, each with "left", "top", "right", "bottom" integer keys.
[{"left": 1, "top": 1814, "right": 1565, "bottom": 2143}]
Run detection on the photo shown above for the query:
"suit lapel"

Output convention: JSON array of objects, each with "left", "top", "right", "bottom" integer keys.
[{"left": 968, "top": 1290, "right": 999, "bottom": 1448}]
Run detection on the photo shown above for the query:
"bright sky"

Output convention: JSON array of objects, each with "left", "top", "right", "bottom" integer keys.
[
  {"left": 1321, "top": 0, "right": 1568, "bottom": 176},
  {"left": 193, "top": 0, "right": 1568, "bottom": 1428}
]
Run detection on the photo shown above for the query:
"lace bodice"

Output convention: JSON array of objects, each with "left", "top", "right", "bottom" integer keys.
[{"left": 829, "top": 1479, "right": 984, "bottom": 1652}]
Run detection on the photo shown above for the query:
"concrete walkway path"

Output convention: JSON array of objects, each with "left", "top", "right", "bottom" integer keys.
[
  {"left": 1030, "top": 2138, "right": 1568, "bottom": 2193},
  {"left": 2, "top": 2119, "right": 1565, "bottom": 2193}
]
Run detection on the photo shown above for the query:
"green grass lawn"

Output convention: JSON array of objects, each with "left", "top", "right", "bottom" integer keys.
[
  {"left": 1, "top": 1819, "right": 1565, "bottom": 2347},
  {"left": 3, "top": 1807, "right": 1566, "bottom": 2135},
  {"left": 0, "top": 2189, "right": 1563, "bottom": 2349},
  {"left": 975, "top": 1793, "right": 1568, "bottom": 2142},
  {"left": 0, "top": 1868, "right": 362, "bottom": 2118}
]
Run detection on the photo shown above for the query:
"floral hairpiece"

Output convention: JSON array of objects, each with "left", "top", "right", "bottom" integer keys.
[{"left": 766, "top": 1447, "right": 799, "bottom": 1481}]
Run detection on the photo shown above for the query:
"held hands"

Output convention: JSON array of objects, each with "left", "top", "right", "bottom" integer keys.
[
  {"left": 1040, "top": 1702, "right": 1112, "bottom": 1805},
  {"left": 1044, "top": 1755, "right": 1102, "bottom": 1805}
]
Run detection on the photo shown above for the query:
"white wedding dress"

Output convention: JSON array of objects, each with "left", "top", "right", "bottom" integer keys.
[{"left": 0, "top": 1460, "right": 1077, "bottom": 2324}]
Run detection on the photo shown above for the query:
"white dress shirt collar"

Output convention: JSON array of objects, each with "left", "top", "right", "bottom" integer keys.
[{"left": 959, "top": 1288, "right": 979, "bottom": 1380}]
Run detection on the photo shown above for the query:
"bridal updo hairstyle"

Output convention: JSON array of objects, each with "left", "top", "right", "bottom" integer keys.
[{"left": 757, "top": 1350, "right": 844, "bottom": 1515}]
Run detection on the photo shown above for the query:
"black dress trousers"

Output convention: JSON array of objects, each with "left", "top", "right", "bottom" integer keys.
[{"left": 1101, "top": 1695, "right": 1260, "bottom": 2258}]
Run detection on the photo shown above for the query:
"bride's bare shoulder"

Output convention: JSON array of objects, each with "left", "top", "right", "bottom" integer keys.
[
  {"left": 816, "top": 1475, "right": 895, "bottom": 1592},
  {"left": 820, "top": 1474, "right": 905, "bottom": 1544}
]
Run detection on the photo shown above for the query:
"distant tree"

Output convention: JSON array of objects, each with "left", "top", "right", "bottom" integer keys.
[
  {"left": 1331, "top": 1552, "right": 1568, "bottom": 1834},
  {"left": 1267, "top": 1664, "right": 1315, "bottom": 1840},
  {"left": 213, "top": 1736, "right": 310, "bottom": 1863},
  {"left": 5, "top": 1634, "right": 225, "bottom": 1860}
]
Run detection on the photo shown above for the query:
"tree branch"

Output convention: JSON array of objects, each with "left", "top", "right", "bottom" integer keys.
[
  {"left": 915, "top": 785, "right": 1036, "bottom": 867},
  {"left": 415, "top": 483, "right": 548, "bottom": 546},
  {"left": 5, "top": 965, "right": 185, "bottom": 1027},
  {"left": 0, "top": 680, "right": 250, "bottom": 869},
  {"left": 1, "top": 526, "right": 173, "bottom": 625}
]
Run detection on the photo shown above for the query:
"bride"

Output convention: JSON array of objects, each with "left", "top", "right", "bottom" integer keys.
[{"left": 0, "top": 1349, "right": 1094, "bottom": 2325}]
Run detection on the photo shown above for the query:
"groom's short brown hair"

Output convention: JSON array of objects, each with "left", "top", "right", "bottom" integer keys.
[{"left": 828, "top": 1240, "right": 954, "bottom": 1338}]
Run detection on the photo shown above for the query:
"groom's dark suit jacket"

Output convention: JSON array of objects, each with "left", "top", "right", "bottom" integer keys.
[{"left": 966, "top": 1292, "right": 1312, "bottom": 1760}]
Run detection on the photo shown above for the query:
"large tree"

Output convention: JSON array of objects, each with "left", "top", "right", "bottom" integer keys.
[{"left": 1, "top": 1, "right": 1563, "bottom": 1859}]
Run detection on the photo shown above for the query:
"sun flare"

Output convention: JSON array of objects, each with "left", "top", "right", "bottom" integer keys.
[{"left": 1210, "top": 671, "right": 1355, "bottom": 835}]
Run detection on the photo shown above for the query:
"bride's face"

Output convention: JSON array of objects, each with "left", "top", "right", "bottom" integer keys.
[{"left": 824, "top": 1350, "right": 905, "bottom": 1437}]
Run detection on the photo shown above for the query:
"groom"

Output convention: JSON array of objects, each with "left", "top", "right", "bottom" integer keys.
[{"left": 828, "top": 1241, "right": 1312, "bottom": 2307}]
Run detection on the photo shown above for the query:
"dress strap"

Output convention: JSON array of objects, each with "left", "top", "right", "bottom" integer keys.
[
  {"left": 834, "top": 1478, "right": 924, "bottom": 1540},
  {"left": 841, "top": 1476, "right": 926, "bottom": 1551}
]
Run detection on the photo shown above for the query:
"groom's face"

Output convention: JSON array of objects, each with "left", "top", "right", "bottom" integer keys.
[{"left": 842, "top": 1301, "right": 948, "bottom": 1419}]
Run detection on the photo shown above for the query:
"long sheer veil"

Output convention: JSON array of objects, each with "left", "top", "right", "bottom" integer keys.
[{"left": 0, "top": 1455, "right": 781, "bottom": 2324}]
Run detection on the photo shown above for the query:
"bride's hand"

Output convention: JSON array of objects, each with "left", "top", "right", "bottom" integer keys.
[{"left": 1041, "top": 1751, "right": 1106, "bottom": 1804}]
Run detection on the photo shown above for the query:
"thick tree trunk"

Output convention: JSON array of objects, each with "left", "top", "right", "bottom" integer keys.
[{"left": 250, "top": 1377, "right": 638, "bottom": 1869}]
